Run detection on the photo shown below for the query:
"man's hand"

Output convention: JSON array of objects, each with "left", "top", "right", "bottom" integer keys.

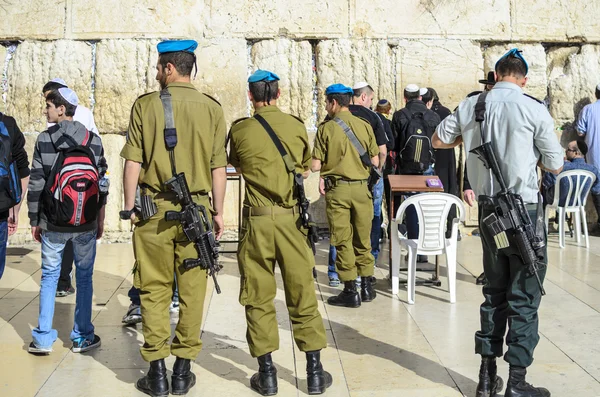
[
  {"left": 31, "top": 226, "right": 42, "bottom": 243},
  {"left": 7, "top": 207, "right": 19, "bottom": 236},
  {"left": 97, "top": 221, "right": 104, "bottom": 240},
  {"left": 319, "top": 177, "right": 326, "bottom": 196},
  {"left": 463, "top": 189, "right": 476, "bottom": 207},
  {"left": 213, "top": 214, "right": 224, "bottom": 240}
]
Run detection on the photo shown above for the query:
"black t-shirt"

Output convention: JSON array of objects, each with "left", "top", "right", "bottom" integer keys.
[
  {"left": 348, "top": 105, "right": 388, "bottom": 147},
  {"left": 0, "top": 113, "right": 30, "bottom": 221}
]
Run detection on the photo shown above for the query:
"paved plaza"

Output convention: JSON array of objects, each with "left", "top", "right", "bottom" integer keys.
[{"left": 1, "top": 233, "right": 599, "bottom": 397}]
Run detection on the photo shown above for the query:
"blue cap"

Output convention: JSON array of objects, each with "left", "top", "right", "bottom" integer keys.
[
  {"left": 325, "top": 84, "right": 353, "bottom": 96},
  {"left": 157, "top": 40, "right": 198, "bottom": 54},
  {"left": 248, "top": 69, "right": 280, "bottom": 83},
  {"left": 58, "top": 87, "right": 79, "bottom": 106},
  {"left": 495, "top": 48, "right": 529, "bottom": 76}
]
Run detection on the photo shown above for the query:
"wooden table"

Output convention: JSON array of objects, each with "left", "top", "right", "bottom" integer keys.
[{"left": 387, "top": 175, "right": 445, "bottom": 286}]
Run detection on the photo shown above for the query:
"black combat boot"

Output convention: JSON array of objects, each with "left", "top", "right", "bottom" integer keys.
[
  {"left": 327, "top": 281, "right": 361, "bottom": 308},
  {"left": 136, "top": 359, "right": 169, "bottom": 397},
  {"left": 250, "top": 353, "right": 278, "bottom": 396},
  {"left": 505, "top": 365, "right": 551, "bottom": 397},
  {"left": 476, "top": 356, "right": 504, "bottom": 397},
  {"left": 171, "top": 357, "right": 196, "bottom": 395},
  {"left": 306, "top": 350, "right": 333, "bottom": 395},
  {"left": 360, "top": 275, "right": 376, "bottom": 302}
]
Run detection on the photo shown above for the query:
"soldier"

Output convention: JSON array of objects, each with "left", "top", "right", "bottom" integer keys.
[
  {"left": 312, "top": 84, "right": 379, "bottom": 308},
  {"left": 120, "top": 40, "right": 227, "bottom": 397},
  {"left": 433, "top": 49, "right": 563, "bottom": 397},
  {"left": 228, "top": 69, "right": 332, "bottom": 396}
]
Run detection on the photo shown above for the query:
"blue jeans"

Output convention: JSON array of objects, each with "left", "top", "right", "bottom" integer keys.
[
  {"left": 370, "top": 178, "right": 384, "bottom": 260},
  {"left": 328, "top": 245, "right": 338, "bottom": 279},
  {"left": 405, "top": 167, "right": 435, "bottom": 240},
  {"left": 0, "top": 220, "right": 7, "bottom": 279},
  {"left": 32, "top": 230, "right": 97, "bottom": 348}
]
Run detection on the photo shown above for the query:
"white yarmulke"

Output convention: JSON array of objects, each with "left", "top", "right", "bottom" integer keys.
[
  {"left": 58, "top": 87, "right": 79, "bottom": 106},
  {"left": 405, "top": 84, "right": 419, "bottom": 93},
  {"left": 353, "top": 81, "right": 371, "bottom": 90},
  {"left": 50, "top": 78, "right": 68, "bottom": 87},
  {"left": 419, "top": 87, "right": 428, "bottom": 96}
]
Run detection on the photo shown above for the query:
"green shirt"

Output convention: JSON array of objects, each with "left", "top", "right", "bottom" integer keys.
[
  {"left": 229, "top": 106, "right": 310, "bottom": 208},
  {"left": 312, "top": 110, "right": 379, "bottom": 180},
  {"left": 120, "top": 82, "right": 227, "bottom": 194}
]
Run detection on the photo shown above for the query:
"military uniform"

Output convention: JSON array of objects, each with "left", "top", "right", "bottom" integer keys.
[
  {"left": 313, "top": 110, "right": 379, "bottom": 282},
  {"left": 121, "top": 81, "right": 227, "bottom": 362},
  {"left": 436, "top": 49, "right": 563, "bottom": 397},
  {"left": 229, "top": 105, "right": 327, "bottom": 357}
]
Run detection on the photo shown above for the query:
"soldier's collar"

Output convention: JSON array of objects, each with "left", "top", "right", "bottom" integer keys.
[
  {"left": 255, "top": 105, "right": 279, "bottom": 114},
  {"left": 165, "top": 82, "right": 196, "bottom": 90}
]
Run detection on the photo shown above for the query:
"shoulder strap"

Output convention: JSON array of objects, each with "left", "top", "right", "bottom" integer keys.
[
  {"left": 475, "top": 92, "right": 488, "bottom": 143},
  {"left": 253, "top": 114, "right": 296, "bottom": 174},
  {"left": 159, "top": 88, "right": 178, "bottom": 176},
  {"left": 333, "top": 117, "right": 371, "bottom": 165}
]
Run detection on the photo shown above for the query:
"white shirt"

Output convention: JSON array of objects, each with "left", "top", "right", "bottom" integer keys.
[
  {"left": 47, "top": 105, "right": 98, "bottom": 134},
  {"left": 436, "top": 82, "right": 563, "bottom": 203}
]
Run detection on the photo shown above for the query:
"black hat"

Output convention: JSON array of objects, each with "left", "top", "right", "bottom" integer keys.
[{"left": 478, "top": 71, "right": 496, "bottom": 85}]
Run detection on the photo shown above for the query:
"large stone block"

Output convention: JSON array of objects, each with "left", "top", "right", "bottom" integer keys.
[
  {"left": 207, "top": 0, "right": 348, "bottom": 38},
  {"left": 6, "top": 41, "right": 93, "bottom": 133},
  {"left": 100, "top": 134, "right": 127, "bottom": 234},
  {"left": 0, "top": 1, "right": 66, "bottom": 40},
  {"left": 511, "top": 1, "right": 600, "bottom": 42},
  {"left": 316, "top": 40, "right": 395, "bottom": 123},
  {"left": 70, "top": 0, "right": 206, "bottom": 39},
  {"left": 192, "top": 39, "right": 249, "bottom": 128},
  {"left": 397, "top": 40, "right": 483, "bottom": 111},
  {"left": 547, "top": 45, "right": 600, "bottom": 143},
  {"left": 483, "top": 44, "right": 548, "bottom": 102},
  {"left": 251, "top": 39, "right": 314, "bottom": 127},
  {"left": 94, "top": 40, "right": 159, "bottom": 134},
  {"left": 351, "top": 0, "right": 510, "bottom": 40},
  {"left": 0, "top": 44, "right": 7, "bottom": 114}
]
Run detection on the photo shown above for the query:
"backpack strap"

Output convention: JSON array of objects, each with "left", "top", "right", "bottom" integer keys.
[
  {"left": 159, "top": 88, "right": 178, "bottom": 177},
  {"left": 333, "top": 118, "right": 372, "bottom": 167},
  {"left": 254, "top": 114, "right": 296, "bottom": 174}
]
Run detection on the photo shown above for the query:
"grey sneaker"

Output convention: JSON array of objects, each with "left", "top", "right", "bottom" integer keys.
[
  {"left": 72, "top": 335, "right": 101, "bottom": 353},
  {"left": 122, "top": 303, "right": 142, "bottom": 325},
  {"left": 28, "top": 342, "right": 52, "bottom": 355},
  {"left": 56, "top": 285, "right": 75, "bottom": 297},
  {"left": 328, "top": 277, "right": 340, "bottom": 287}
]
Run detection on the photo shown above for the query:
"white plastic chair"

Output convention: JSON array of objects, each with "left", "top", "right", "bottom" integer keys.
[
  {"left": 390, "top": 193, "right": 465, "bottom": 304},
  {"left": 544, "top": 169, "right": 596, "bottom": 249}
]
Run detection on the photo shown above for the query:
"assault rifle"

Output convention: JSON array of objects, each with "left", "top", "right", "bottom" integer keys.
[
  {"left": 294, "top": 173, "right": 319, "bottom": 255},
  {"left": 164, "top": 172, "right": 223, "bottom": 294},
  {"left": 470, "top": 142, "right": 546, "bottom": 295}
]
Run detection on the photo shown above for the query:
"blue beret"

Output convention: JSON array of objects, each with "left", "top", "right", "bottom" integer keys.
[
  {"left": 325, "top": 84, "right": 353, "bottom": 96},
  {"left": 495, "top": 48, "right": 529, "bottom": 76},
  {"left": 157, "top": 40, "right": 198, "bottom": 54},
  {"left": 248, "top": 69, "right": 280, "bottom": 83}
]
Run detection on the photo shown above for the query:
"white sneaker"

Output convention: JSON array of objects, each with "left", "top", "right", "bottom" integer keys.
[{"left": 169, "top": 301, "right": 180, "bottom": 313}]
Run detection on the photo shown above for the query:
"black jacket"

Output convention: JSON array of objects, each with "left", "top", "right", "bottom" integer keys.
[
  {"left": 0, "top": 113, "right": 30, "bottom": 221},
  {"left": 349, "top": 105, "right": 388, "bottom": 147},
  {"left": 391, "top": 100, "right": 441, "bottom": 153}
]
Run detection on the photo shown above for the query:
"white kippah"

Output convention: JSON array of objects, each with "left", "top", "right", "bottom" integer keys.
[
  {"left": 419, "top": 87, "right": 428, "bottom": 96},
  {"left": 58, "top": 87, "right": 79, "bottom": 106},
  {"left": 405, "top": 84, "right": 419, "bottom": 93},
  {"left": 353, "top": 81, "right": 371, "bottom": 90},
  {"left": 597, "top": 83, "right": 600, "bottom": 91},
  {"left": 50, "top": 77, "right": 68, "bottom": 87}
]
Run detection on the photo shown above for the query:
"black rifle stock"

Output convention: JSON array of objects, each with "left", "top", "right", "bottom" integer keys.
[
  {"left": 294, "top": 173, "right": 319, "bottom": 255},
  {"left": 471, "top": 142, "right": 546, "bottom": 295},
  {"left": 164, "top": 172, "right": 223, "bottom": 294}
]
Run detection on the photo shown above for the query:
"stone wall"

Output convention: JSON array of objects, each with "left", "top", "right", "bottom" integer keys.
[{"left": 3, "top": 0, "right": 600, "bottom": 242}]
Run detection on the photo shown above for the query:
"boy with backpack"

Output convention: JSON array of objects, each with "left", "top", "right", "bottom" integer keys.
[
  {"left": 391, "top": 84, "right": 441, "bottom": 263},
  {"left": 0, "top": 112, "right": 30, "bottom": 279},
  {"left": 27, "top": 87, "right": 108, "bottom": 354}
]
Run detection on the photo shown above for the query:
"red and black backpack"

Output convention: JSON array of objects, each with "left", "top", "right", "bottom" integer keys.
[{"left": 42, "top": 132, "right": 100, "bottom": 227}]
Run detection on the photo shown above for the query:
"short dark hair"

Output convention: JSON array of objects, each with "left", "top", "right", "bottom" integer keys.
[
  {"left": 576, "top": 139, "right": 589, "bottom": 156},
  {"left": 42, "top": 81, "right": 67, "bottom": 94},
  {"left": 404, "top": 89, "right": 419, "bottom": 101},
  {"left": 495, "top": 55, "right": 527, "bottom": 78},
  {"left": 46, "top": 90, "right": 76, "bottom": 117},
  {"left": 159, "top": 52, "right": 195, "bottom": 77},
  {"left": 421, "top": 89, "right": 433, "bottom": 104},
  {"left": 353, "top": 86, "right": 373, "bottom": 98},
  {"left": 596, "top": 87, "right": 600, "bottom": 100},
  {"left": 249, "top": 81, "right": 279, "bottom": 103},
  {"left": 428, "top": 87, "right": 440, "bottom": 102},
  {"left": 326, "top": 93, "right": 351, "bottom": 108}
]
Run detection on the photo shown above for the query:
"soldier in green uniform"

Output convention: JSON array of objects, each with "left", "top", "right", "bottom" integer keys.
[
  {"left": 312, "top": 84, "right": 380, "bottom": 308},
  {"left": 120, "top": 40, "right": 227, "bottom": 397},
  {"left": 229, "top": 69, "right": 332, "bottom": 396}
]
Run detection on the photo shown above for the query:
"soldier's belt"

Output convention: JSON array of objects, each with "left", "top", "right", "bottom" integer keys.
[
  {"left": 242, "top": 206, "right": 298, "bottom": 217},
  {"left": 337, "top": 179, "right": 368, "bottom": 185}
]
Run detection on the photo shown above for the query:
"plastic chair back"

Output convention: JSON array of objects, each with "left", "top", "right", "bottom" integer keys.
[{"left": 552, "top": 170, "right": 596, "bottom": 209}]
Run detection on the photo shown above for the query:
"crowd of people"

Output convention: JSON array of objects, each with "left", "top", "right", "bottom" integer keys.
[{"left": 1, "top": 40, "right": 599, "bottom": 397}]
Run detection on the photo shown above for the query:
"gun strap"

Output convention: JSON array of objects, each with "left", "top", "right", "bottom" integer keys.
[
  {"left": 333, "top": 117, "right": 372, "bottom": 167},
  {"left": 254, "top": 114, "right": 296, "bottom": 174},
  {"left": 475, "top": 92, "right": 488, "bottom": 142},
  {"left": 159, "top": 88, "right": 178, "bottom": 177}
]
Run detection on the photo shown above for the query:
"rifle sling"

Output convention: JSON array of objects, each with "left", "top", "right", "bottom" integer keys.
[
  {"left": 254, "top": 114, "right": 296, "bottom": 174},
  {"left": 333, "top": 117, "right": 372, "bottom": 167},
  {"left": 159, "top": 88, "right": 178, "bottom": 177}
]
